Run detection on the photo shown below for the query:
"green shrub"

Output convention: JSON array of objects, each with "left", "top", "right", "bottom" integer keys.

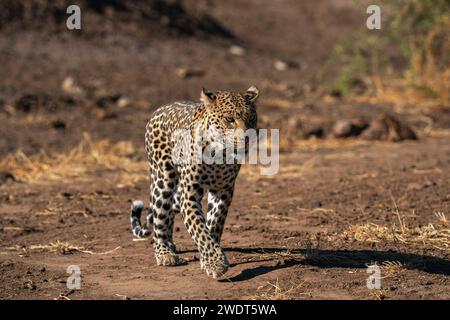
[{"left": 321, "top": 0, "right": 450, "bottom": 101}]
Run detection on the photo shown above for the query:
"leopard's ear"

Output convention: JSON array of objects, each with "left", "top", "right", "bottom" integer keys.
[
  {"left": 201, "top": 88, "right": 216, "bottom": 107},
  {"left": 244, "top": 85, "right": 259, "bottom": 103}
]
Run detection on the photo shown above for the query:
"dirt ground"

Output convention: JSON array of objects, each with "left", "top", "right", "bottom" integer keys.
[{"left": 0, "top": 0, "right": 449, "bottom": 300}]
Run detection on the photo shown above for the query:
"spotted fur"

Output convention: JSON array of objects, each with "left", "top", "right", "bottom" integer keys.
[{"left": 130, "top": 86, "right": 259, "bottom": 278}]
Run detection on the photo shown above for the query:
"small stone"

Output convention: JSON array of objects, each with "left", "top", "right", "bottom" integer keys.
[
  {"left": 360, "top": 119, "right": 388, "bottom": 141},
  {"left": 23, "top": 280, "right": 36, "bottom": 290},
  {"left": 117, "top": 96, "right": 131, "bottom": 108},
  {"left": 274, "top": 59, "right": 300, "bottom": 71},
  {"left": 96, "top": 94, "right": 121, "bottom": 109},
  {"left": 332, "top": 119, "right": 368, "bottom": 138},
  {"left": 62, "top": 77, "right": 85, "bottom": 96},
  {"left": 274, "top": 60, "right": 289, "bottom": 71},
  {"left": 361, "top": 114, "right": 417, "bottom": 142},
  {"left": 176, "top": 68, "right": 205, "bottom": 79},
  {"left": 229, "top": 45, "right": 245, "bottom": 56}
]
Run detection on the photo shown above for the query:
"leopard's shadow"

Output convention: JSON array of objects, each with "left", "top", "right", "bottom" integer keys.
[{"left": 217, "top": 247, "right": 450, "bottom": 282}]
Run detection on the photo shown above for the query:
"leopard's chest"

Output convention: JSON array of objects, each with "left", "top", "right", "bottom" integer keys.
[{"left": 179, "top": 163, "right": 240, "bottom": 189}]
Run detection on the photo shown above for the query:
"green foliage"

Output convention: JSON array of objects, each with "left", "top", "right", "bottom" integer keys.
[{"left": 321, "top": 0, "right": 450, "bottom": 99}]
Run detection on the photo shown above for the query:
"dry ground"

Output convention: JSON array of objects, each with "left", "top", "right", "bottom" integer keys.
[{"left": 1, "top": 130, "right": 449, "bottom": 300}]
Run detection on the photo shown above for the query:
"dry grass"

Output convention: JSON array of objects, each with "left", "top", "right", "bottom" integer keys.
[
  {"left": 0, "top": 133, "right": 146, "bottom": 183},
  {"left": 332, "top": 3, "right": 450, "bottom": 107},
  {"left": 380, "top": 261, "right": 409, "bottom": 277},
  {"left": 435, "top": 211, "right": 448, "bottom": 224},
  {"left": 5, "top": 240, "right": 121, "bottom": 255},
  {"left": 254, "top": 248, "right": 300, "bottom": 261},
  {"left": 337, "top": 212, "right": 450, "bottom": 251},
  {"left": 410, "top": 16, "right": 450, "bottom": 103},
  {"left": 248, "top": 278, "right": 306, "bottom": 300},
  {"left": 349, "top": 78, "right": 448, "bottom": 111},
  {"left": 371, "top": 290, "right": 388, "bottom": 300},
  {"left": 247, "top": 238, "right": 321, "bottom": 261},
  {"left": 29, "top": 241, "right": 87, "bottom": 254}
]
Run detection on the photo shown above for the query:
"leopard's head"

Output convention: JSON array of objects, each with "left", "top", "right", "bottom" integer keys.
[{"left": 200, "top": 86, "right": 259, "bottom": 151}]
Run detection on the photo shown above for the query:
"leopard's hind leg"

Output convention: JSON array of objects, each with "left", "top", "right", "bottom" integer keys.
[{"left": 151, "top": 168, "right": 184, "bottom": 266}]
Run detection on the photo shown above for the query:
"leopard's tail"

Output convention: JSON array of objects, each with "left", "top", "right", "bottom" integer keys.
[{"left": 130, "top": 200, "right": 152, "bottom": 238}]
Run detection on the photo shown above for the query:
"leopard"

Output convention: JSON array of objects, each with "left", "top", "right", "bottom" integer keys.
[{"left": 130, "top": 86, "right": 259, "bottom": 279}]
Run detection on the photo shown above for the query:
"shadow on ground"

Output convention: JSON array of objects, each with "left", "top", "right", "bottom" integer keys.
[{"left": 204, "top": 247, "right": 450, "bottom": 282}]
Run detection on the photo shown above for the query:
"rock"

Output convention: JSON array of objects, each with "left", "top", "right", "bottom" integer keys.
[
  {"left": 96, "top": 94, "right": 121, "bottom": 108},
  {"left": 117, "top": 96, "right": 131, "bottom": 108},
  {"left": 95, "top": 94, "right": 131, "bottom": 109},
  {"left": 332, "top": 118, "right": 369, "bottom": 138},
  {"left": 23, "top": 280, "right": 36, "bottom": 290},
  {"left": 261, "top": 115, "right": 324, "bottom": 141},
  {"left": 274, "top": 60, "right": 288, "bottom": 71},
  {"left": 62, "top": 77, "right": 85, "bottom": 97},
  {"left": 332, "top": 120, "right": 353, "bottom": 138},
  {"left": 360, "top": 119, "right": 388, "bottom": 140},
  {"left": 361, "top": 114, "right": 417, "bottom": 142},
  {"left": 229, "top": 45, "right": 245, "bottom": 56},
  {"left": 274, "top": 59, "right": 300, "bottom": 71},
  {"left": 285, "top": 117, "right": 324, "bottom": 139},
  {"left": 0, "top": 171, "right": 15, "bottom": 184},
  {"left": 176, "top": 68, "right": 205, "bottom": 79}
]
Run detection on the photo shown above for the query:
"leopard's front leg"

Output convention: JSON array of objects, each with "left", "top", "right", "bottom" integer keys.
[
  {"left": 180, "top": 170, "right": 229, "bottom": 278},
  {"left": 206, "top": 185, "right": 235, "bottom": 244}
]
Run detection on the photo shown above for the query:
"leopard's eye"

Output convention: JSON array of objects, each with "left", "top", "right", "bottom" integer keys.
[{"left": 225, "top": 116, "right": 235, "bottom": 123}]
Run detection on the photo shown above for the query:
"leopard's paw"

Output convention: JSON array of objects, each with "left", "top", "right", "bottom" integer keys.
[
  {"left": 200, "top": 248, "right": 229, "bottom": 279},
  {"left": 155, "top": 252, "right": 184, "bottom": 266}
]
